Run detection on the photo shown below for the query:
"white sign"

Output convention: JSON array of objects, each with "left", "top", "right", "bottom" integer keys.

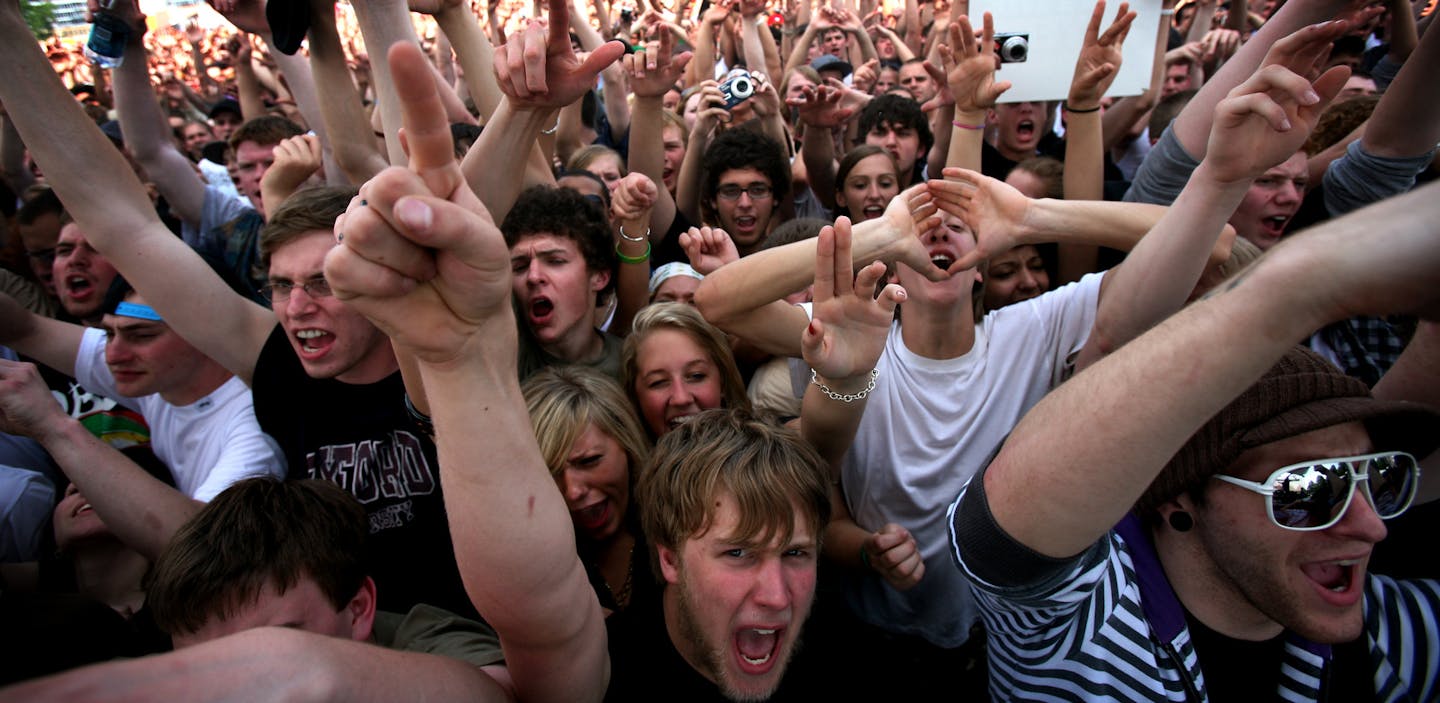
[{"left": 968, "top": 0, "right": 1164, "bottom": 103}]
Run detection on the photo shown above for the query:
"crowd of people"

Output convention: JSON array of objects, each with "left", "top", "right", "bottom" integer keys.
[{"left": 0, "top": 0, "right": 1436, "bottom": 699}]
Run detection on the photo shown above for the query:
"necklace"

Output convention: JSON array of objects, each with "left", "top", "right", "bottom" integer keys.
[{"left": 606, "top": 539, "right": 636, "bottom": 610}]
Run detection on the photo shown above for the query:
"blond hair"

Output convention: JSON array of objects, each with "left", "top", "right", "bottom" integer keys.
[
  {"left": 621, "top": 303, "right": 750, "bottom": 437},
  {"left": 522, "top": 365, "right": 650, "bottom": 482},
  {"left": 636, "top": 407, "right": 830, "bottom": 579}
]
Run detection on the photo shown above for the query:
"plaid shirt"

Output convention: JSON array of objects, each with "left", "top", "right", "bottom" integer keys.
[{"left": 1318, "top": 316, "right": 1415, "bottom": 387}]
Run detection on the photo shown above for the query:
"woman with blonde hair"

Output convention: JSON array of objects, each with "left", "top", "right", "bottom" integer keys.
[
  {"left": 620, "top": 302, "right": 750, "bottom": 439},
  {"left": 522, "top": 365, "right": 653, "bottom": 615}
]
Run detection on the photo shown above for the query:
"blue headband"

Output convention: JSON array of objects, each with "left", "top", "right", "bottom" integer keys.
[{"left": 114, "top": 302, "right": 164, "bottom": 322}]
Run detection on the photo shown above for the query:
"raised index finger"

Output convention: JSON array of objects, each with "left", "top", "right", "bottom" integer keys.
[
  {"left": 388, "top": 42, "right": 463, "bottom": 199},
  {"left": 547, "top": 0, "right": 571, "bottom": 54}
]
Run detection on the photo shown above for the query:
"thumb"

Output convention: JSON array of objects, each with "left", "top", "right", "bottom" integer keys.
[{"left": 581, "top": 41, "right": 629, "bottom": 75}]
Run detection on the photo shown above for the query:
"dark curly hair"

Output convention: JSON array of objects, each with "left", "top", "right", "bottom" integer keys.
[
  {"left": 700, "top": 129, "right": 791, "bottom": 208},
  {"left": 502, "top": 185, "right": 617, "bottom": 293},
  {"left": 858, "top": 93, "right": 935, "bottom": 156}
]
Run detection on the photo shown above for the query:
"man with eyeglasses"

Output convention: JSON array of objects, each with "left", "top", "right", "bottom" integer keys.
[
  {"left": 700, "top": 130, "right": 791, "bottom": 257},
  {"left": 948, "top": 180, "right": 1440, "bottom": 700}
]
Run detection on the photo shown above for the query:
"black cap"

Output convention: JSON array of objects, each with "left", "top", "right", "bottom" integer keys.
[
  {"left": 266, "top": 0, "right": 313, "bottom": 56},
  {"left": 208, "top": 98, "right": 243, "bottom": 120}
]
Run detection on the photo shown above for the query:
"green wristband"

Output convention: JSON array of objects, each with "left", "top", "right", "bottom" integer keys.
[{"left": 616, "top": 241, "right": 651, "bottom": 265}]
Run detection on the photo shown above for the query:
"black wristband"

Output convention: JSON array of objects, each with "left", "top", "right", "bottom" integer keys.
[{"left": 1063, "top": 102, "right": 1102, "bottom": 114}]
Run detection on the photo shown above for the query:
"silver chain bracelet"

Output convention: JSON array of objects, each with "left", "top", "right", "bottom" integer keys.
[{"left": 810, "top": 368, "right": 879, "bottom": 403}]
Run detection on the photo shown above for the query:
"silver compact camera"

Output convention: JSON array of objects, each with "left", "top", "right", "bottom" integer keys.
[
  {"left": 994, "top": 33, "right": 1029, "bottom": 64},
  {"left": 719, "top": 69, "right": 756, "bottom": 110}
]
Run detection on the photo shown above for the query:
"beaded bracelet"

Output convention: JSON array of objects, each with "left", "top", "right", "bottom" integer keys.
[
  {"left": 616, "top": 241, "right": 652, "bottom": 264},
  {"left": 810, "top": 368, "right": 879, "bottom": 403}
]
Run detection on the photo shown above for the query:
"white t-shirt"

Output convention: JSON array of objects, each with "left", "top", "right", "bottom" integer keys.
[
  {"left": 76, "top": 328, "right": 286, "bottom": 501},
  {"left": 833, "top": 273, "right": 1103, "bottom": 647}
]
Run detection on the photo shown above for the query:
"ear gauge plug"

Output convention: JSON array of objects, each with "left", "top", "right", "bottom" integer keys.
[{"left": 1168, "top": 511, "right": 1194, "bottom": 532}]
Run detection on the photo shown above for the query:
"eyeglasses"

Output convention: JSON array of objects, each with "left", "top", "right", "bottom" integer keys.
[
  {"left": 260, "top": 277, "right": 333, "bottom": 303},
  {"left": 715, "top": 183, "right": 773, "bottom": 201},
  {"left": 1213, "top": 451, "right": 1419, "bottom": 531}
]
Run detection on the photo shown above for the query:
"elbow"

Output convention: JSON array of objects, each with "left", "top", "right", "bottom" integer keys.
[{"left": 693, "top": 281, "right": 732, "bottom": 329}]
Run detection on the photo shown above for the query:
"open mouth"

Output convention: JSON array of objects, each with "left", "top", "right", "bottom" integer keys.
[
  {"left": 295, "top": 328, "right": 334, "bottom": 356},
  {"left": 529, "top": 297, "right": 555, "bottom": 325},
  {"left": 1302, "top": 557, "right": 1364, "bottom": 606},
  {"left": 862, "top": 205, "right": 885, "bottom": 220},
  {"left": 734, "top": 216, "right": 758, "bottom": 231},
  {"left": 1017, "top": 120, "right": 1036, "bottom": 141},
  {"left": 667, "top": 414, "right": 696, "bottom": 430},
  {"left": 1260, "top": 215, "right": 1291, "bottom": 239},
  {"left": 75, "top": 502, "right": 94, "bottom": 518},
  {"left": 928, "top": 247, "right": 956, "bottom": 270},
  {"left": 573, "top": 500, "right": 611, "bottom": 532},
  {"left": 734, "top": 627, "right": 781, "bottom": 673},
  {"left": 64, "top": 275, "right": 93, "bottom": 296}
]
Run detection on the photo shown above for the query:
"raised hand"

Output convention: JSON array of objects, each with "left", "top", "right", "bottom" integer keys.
[
  {"left": 691, "top": 80, "right": 732, "bottom": 136},
  {"left": 928, "top": 167, "right": 1034, "bottom": 273},
  {"left": 261, "top": 133, "right": 325, "bottom": 206},
  {"left": 0, "top": 360, "right": 70, "bottom": 442},
  {"left": 611, "top": 172, "right": 659, "bottom": 224},
  {"left": 625, "top": 29, "right": 693, "bottom": 98},
  {"left": 866, "top": 183, "right": 948, "bottom": 281},
  {"left": 679, "top": 225, "right": 739, "bottom": 274},
  {"left": 325, "top": 42, "right": 511, "bottom": 367},
  {"left": 852, "top": 58, "right": 879, "bottom": 95},
  {"left": 788, "top": 79, "right": 856, "bottom": 128},
  {"left": 1201, "top": 20, "right": 1350, "bottom": 185},
  {"left": 938, "top": 13, "right": 1011, "bottom": 116},
  {"left": 801, "top": 217, "right": 906, "bottom": 383},
  {"left": 492, "top": 0, "right": 627, "bottom": 106},
  {"left": 1068, "top": 1, "right": 1136, "bottom": 109},
  {"left": 205, "top": 0, "right": 269, "bottom": 36},
  {"left": 862, "top": 523, "right": 925, "bottom": 591}
]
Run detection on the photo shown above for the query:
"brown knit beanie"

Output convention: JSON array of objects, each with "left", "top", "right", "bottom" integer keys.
[{"left": 1135, "top": 346, "right": 1440, "bottom": 520}]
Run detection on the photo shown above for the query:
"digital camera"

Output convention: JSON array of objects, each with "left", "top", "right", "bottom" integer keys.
[
  {"left": 994, "top": 32, "right": 1029, "bottom": 64},
  {"left": 719, "top": 69, "right": 756, "bottom": 110}
]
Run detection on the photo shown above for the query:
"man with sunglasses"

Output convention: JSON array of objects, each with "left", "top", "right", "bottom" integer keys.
[{"left": 949, "top": 177, "right": 1440, "bottom": 700}]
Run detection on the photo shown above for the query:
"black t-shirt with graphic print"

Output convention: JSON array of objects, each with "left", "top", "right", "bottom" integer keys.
[{"left": 251, "top": 325, "right": 476, "bottom": 620}]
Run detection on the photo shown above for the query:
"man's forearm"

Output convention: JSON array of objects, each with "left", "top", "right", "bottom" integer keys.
[
  {"left": 986, "top": 180, "right": 1440, "bottom": 560},
  {"left": 0, "top": 626, "right": 510, "bottom": 703},
  {"left": 1361, "top": 10, "right": 1440, "bottom": 159},
  {"left": 419, "top": 344, "right": 609, "bottom": 703},
  {"left": 1019, "top": 197, "right": 1234, "bottom": 266},
  {"left": 1078, "top": 162, "right": 1247, "bottom": 366},
  {"left": 39, "top": 419, "right": 201, "bottom": 561},
  {"left": 114, "top": 31, "right": 208, "bottom": 225},
  {"left": 463, "top": 100, "right": 557, "bottom": 223}
]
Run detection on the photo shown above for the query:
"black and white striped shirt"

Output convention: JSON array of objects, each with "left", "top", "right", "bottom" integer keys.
[{"left": 948, "top": 479, "right": 1440, "bottom": 702}]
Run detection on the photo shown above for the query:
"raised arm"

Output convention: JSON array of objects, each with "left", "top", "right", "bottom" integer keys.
[
  {"left": 1060, "top": 1, "right": 1136, "bottom": 284},
  {"left": 1169, "top": 0, "right": 1353, "bottom": 160},
  {"left": 462, "top": 0, "right": 625, "bottom": 223},
  {"left": 623, "top": 31, "right": 691, "bottom": 239},
  {"left": 792, "top": 80, "right": 857, "bottom": 209},
  {"left": 935, "top": 14, "right": 1012, "bottom": 175},
  {"left": 324, "top": 41, "right": 608, "bottom": 703},
  {"left": 0, "top": 359, "right": 202, "bottom": 561},
  {"left": 110, "top": 0, "right": 209, "bottom": 226},
  {"left": 0, "top": 5, "right": 274, "bottom": 385},
  {"left": 306, "top": 0, "right": 389, "bottom": 183},
  {"left": 695, "top": 185, "right": 945, "bottom": 355},
  {"left": 978, "top": 177, "right": 1440, "bottom": 560},
  {"left": 798, "top": 218, "right": 922, "bottom": 591},
  {"left": 1075, "top": 29, "right": 1348, "bottom": 370}
]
